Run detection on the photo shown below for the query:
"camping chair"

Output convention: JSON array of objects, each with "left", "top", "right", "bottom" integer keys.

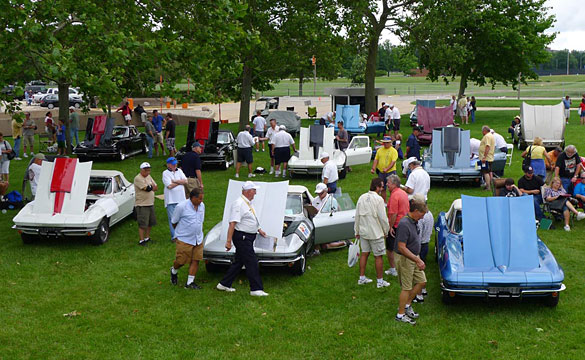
[
  {"left": 541, "top": 185, "right": 575, "bottom": 227},
  {"left": 491, "top": 178, "right": 507, "bottom": 196},
  {"left": 38, "top": 133, "right": 53, "bottom": 152},
  {"left": 306, "top": 106, "right": 317, "bottom": 119},
  {"left": 506, "top": 143, "right": 514, "bottom": 167}
]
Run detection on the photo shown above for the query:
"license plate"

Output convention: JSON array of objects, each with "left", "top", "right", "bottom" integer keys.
[
  {"left": 39, "top": 228, "right": 59, "bottom": 235},
  {"left": 488, "top": 287, "right": 520, "bottom": 295}
]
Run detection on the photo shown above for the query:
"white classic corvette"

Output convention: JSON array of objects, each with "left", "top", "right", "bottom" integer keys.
[{"left": 13, "top": 158, "right": 135, "bottom": 245}]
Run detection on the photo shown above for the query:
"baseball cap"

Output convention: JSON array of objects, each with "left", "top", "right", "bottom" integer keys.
[
  {"left": 523, "top": 166, "right": 534, "bottom": 174},
  {"left": 280, "top": 125, "right": 287, "bottom": 130},
  {"left": 412, "top": 193, "right": 425, "bottom": 203},
  {"left": 166, "top": 157, "right": 178, "bottom": 165},
  {"left": 191, "top": 141, "right": 202, "bottom": 148},
  {"left": 140, "top": 162, "right": 151, "bottom": 169},
  {"left": 389, "top": 104, "right": 394, "bottom": 108},
  {"left": 319, "top": 152, "right": 330, "bottom": 160},
  {"left": 315, "top": 183, "right": 327, "bottom": 194},
  {"left": 34, "top": 153, "right": 46, "bottom": 160},
  {"left": 242, "top": 181, "right": 259, "bottom": 191},
  {"left": 69, "top": 106, "right": 75, "bottom": 110}
]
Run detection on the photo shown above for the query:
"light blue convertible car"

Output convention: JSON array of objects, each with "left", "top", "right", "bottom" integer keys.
[{"left": 435, "top": 195, "right": 565, "bottom": 307}]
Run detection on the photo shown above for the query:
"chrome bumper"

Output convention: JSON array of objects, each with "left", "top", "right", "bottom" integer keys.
[
  {"left": 440, "top": 282, "right": 566, "bottom": 297},
  {"left": 13, "top": 224, "right": 97, "bottom": 237}
]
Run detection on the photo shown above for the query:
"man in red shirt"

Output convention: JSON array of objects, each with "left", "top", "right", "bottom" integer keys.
[{"left": 385, "top": 174, "right": 410, "bottom": 277}]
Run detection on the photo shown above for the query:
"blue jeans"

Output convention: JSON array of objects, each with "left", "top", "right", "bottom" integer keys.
[
  {"left": 561, "top": 177, "right": 572, "bottom": 192},
  {"left": 166, "top": 203, "right": 177, "bottom": 241},
  {"left": 470, "top": 110, "right": 476, "bottom": 123},
  {"left": 70, "top": 128, "right": 79, "bottom": 146},
  {"left": 13, "top": 137, "right": 20, "bottom": 158},
  {"left": 146, "top": 135, "right": 154, "bottom": 158}
]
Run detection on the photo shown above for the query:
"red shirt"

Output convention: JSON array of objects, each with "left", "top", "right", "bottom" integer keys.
[{"left": 387, "top": 187, "right": 409, "bottom": 228}]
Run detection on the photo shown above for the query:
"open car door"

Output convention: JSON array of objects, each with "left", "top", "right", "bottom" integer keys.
[
  {"left": 312, "top": 194, "right": 356, "bottom": 245},
  {"left": 344, "top": 136, "right": 372, "bottom": 166}
]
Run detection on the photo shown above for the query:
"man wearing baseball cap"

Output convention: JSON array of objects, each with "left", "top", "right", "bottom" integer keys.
[
  {"left": 162, "top": 157, "right": 187, "bottom": 242},
  {"left": 371, "top": 136, "right": 398, "bottom": 202},
  {"left": 134, "top": 162, "right": 158, "bottom": 245},
  {"left": 517, "top": 166, "right": 544, "bottom": 221},
  {"left": 320, "top": 152, "right": 338, "bottom": 194},
  {"left": 181, "top": 141, "right": 204, "bottom": 197},
  {"left": 217, "top": 181, "right": 268, "bottom": 296}
]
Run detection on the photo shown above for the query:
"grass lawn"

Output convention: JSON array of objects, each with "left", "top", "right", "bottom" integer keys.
[
  {"left": 1, "top": 111, "right": 585, "bottom": 358},
  {"left": 417, "top": 99, "right": 581, "bottom": 108}
]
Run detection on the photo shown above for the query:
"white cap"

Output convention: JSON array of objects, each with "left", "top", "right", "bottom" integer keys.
[
  {"left": 319, "top": 152, "right": 330, "bottom": 160},
  {"left": 490, "top": 129, "right": 495, "bottom": 134},
  {"left": 389, "top": 104, "right": 394, "bottom": 108},
  {"left": 69, "top": 106, "right": 75, "bottom": 110},
  {"left": 280, "top": 125, "right": 287, "bottom": 130},
  {"left": 315, "top": 183, "right": 327, "bottom": 194},
  {"left": 242, "top": 181, "right": 259, "bottom": 191},
  {"left": 402, "top": 157, "right": 418, "bottom": 169},
  {"left": 140, "top": 162, "right": 151, "bottom": 169}
]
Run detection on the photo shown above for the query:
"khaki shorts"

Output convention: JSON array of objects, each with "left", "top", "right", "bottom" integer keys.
[
  {"left": 360, "top": 237, "right": 386, "bottom": 256},
  {"left": 184, "top": 177, "right": 202, "bottom": 198},
  {"left": 136, "top": 205, "right": 156, "bottom": 228},
  {"left": 24, "top": 135, "right": 34, "bottom": 148},
  {"left": 395, "top": 253, "right": 426, "bottom": 291},
  {"left": 175, "top": 239, "right": 203, "bottom": 264},
  {"left": 154, "top": 132, "right": 164, "bottom": 144}
]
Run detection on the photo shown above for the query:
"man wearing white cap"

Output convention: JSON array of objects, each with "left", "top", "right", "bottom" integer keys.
[
  {"left": 402, "top": 160, "right": 430, "bottom": 201},
  {"left": 134, "top": 162, "right": 158, "bottom": 246},
  {"left": 272, "top": 125, "right": 296, "bottom": 178},
  {"left": 69, "top": 106, "right": 80, "bottom": 147},
  {"left": 217, "top": 181, "right": 268, "bottom": 296},
  {"left": 320, "top": 152, "right": 338, "bottom": 194}
]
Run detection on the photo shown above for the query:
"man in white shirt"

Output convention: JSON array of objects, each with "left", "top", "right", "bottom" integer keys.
[
  {"left": 354, "top": 178, "right": 390, "bottom": 288},
  {"left": 235, "top": 125, "right": 257, "bottom": 178},
  {"left": 162, "top": 157, "right": 188, "bottom": 242},
  {"left": 450, "top": 95, "right": 457, "bottom": 115},
  {"left": 469, "top": 138, "right": 481, "bottom": 158},
  {"left": 169, "top": 188, "right": 205, "bottom": 290},
  {"left": 320, "top": 152, "right": 339, "bottom": 194},
  {"left": 320, "top": 111, "right": 335, "bottom": 126},
  {"left": 217, "top": 181, "right": 269, "bottom": 296},
  {"left": 490, "top": 129, "right": 508, "bottom": 153},
  {"left": 28, "top": 153, "right": 45, "bottom": 197},
  {"left": 402, "top": 160, "right": 430, "bottom": 200},
  {"left": 384, "top": 104, "right": 392, "bottom": 131},
  {"left": 262, "top": 118, "right": 279, "bottom": 174},
  {"left": 390, "top": 104, "right": 401, "bottom": 137},
  {"left": 272, "top": 125, "right": 296, "bottom": 178},
  {"left": 252, "top": 110, "right": 266, "bottom": 152}
]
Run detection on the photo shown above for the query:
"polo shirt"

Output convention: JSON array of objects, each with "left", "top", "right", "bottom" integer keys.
[
  {"left": 181, "top": 151, "right": 201, "bottom": 178},
  {"left": 405, "top": 166, "right": 430, "bottom": 200},
  {"left": 563, "top": 98, "right": 571, "bottom": 109},
  {"left": 171, "top": 199, "right": 204, "bottom": 246},
  {"left": 322, "top": 160, "right": 338, "bottom": 183},
  {"left": 236, "top": 131, "right": 255, "bottom": 148},
  {"left": 273, "top": 131, "right": 294, "bottom": 148},
  {"left": 69, "top": 112, "right": 80, "bottom": 129},
  {"left": 162, "top": 168, "right": 187, "bottom": 207},
  {"left": 493, "top": 132, "right": 507, "bottom": 149},
  {"left": 406, "top": 133, "right": 420, "bottom": 160},
  {"left": 230, "top": 196, "right": 260, "bottom": 234},
  {"left": 387, "top": 187, "right": 409, "bottom": 228},
  {"left": 392, "top": 107, "right": 400, "bottom": 119},
  {"left": 479, "top": 133, "right": 495, "bottom": 162},
  {"left": 470, "top": 138, "right": 480, "bottom": 157},
  {"left": 374, "top": 146, "right": 398, "bottom": 173},
  {"left": 266, "top": 126, "right": 279, "bottom": 145},
  {"left": 394, "top": 215, "right": 421, "bottom": 256}
]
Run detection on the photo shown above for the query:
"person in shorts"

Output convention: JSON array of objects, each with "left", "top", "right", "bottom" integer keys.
[
  {"left": 0, "top": 132, "right": 13, "bottom": 182},
  {"left": 272, "top": 125, "right": 296, "bottom": 178},
  {"left": 354, "top": 178, "right": 390, "bottom": 288},
  {"left": 252, "top": 110, "right": 266, "bottom": 152},
  {"left": 22, "top": 112, "right": 36, "bottom": 157},
  {"left": 165, "top": 113, "right": 177, "bottom": 156},
  {"left": 261, "top": 118, "right": 279, "bottom": 174},
  {"left": 235, "top": 125, "right": 256, "bottom": 178},
  {"left": 45, "top": 111, "right": 56, "bottom": 143},
  {"left": 56, "top": 119, "right": 66, "bottom": 155},
  {"left": 479, "top": 125, "right": 495, "bottom": 191},
  {"left": 134, "top": 162, "right": 158, "bottom": 245},
  {"left": 394, "top": 198, "right": 428, "bottom": 325},
  {"left": 169, "top": 188, "right": 205, "bottom": 290}
]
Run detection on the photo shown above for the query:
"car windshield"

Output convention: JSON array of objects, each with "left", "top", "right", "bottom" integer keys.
[
  {"left": 320, "top": 193, "right": 355, "bottom": 213},
  {"left": 285, "top": 194, "right": 303, "bottom": 215},
  {"left": 88, "top": 177, "right": 112, "bottom": 195},
  {"left": 112, "top": 127, "right": 128, "bottom": 138},
  {"left": 217, "top": 132, "right": 230, "bottom": 144}
]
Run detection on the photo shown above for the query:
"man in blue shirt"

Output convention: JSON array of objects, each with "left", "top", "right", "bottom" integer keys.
[
  {"left": 151, "top": 110, "right": 166, "bottom": 156},
  {"left": 169, "top": 188, "right": 205, "bottom": 289},
  {"left": 406, "top": 126, "right": 421, "bottom": 160},
  {"left": 562, "top": 95, "right": 571, "bottom": 124}
]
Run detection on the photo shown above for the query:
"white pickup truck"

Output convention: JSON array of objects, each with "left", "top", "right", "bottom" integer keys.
[{"left": 32, "top": 87, "right": 82, "bottom": 104}]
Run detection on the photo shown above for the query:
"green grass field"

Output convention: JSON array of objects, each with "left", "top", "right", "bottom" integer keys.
[{"left": 1, "top": 111, "right": 585, "bottom": 358}]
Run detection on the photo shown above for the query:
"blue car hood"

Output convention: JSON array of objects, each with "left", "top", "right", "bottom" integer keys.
[{"left": 462, "top": 195, "right": 539, "bottom": 274}]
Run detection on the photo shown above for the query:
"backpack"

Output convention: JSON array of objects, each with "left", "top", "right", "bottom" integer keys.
[
  {"left": 522, "top": 145, "right": 532, "bottom": 171},
  {"left": 1, "top": 190, "right": 23, "bottom": 210}
]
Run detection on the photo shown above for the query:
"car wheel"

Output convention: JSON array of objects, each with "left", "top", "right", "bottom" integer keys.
[
  {"left": 21, "top": 233, "right": 37, "bottom": 244},
  {"left": 47, "top": 103, "right": 54, "bottom": 109},
  {"left": 74, "top": 102, "right": 81, "bottom": 109},
  {"left": 291, "top": 244, "right": 307, "bottom": 276},
  {"left": 543, "top": 293, "right": 560, "bottom": 307},
  {"left": 90, "top": 218, "right": 110, "bottom": 245},
  {"left": 205, "top": 261, "right": 226, "bottom": 273},
  {"left": 441, "top": 290, "right": 456, "bottom": 305}
]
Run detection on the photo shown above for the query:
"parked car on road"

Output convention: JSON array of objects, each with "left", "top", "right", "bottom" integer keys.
[{"left": 39, "top": 93, "right": 83, "bottom": 109}]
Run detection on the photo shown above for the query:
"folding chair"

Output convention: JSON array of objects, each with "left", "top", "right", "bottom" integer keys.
[
  {"left": 306, "top": 106, "right": 317, "bottom": 119},
  {"left": 38, "top": 133, "right": 53, "bottom": 152},
  {"left": 541, "top": 185, "right": 575, "bottom": 227},
  {"left": 506, "top": 143, "right": 513, "bottom": 166}
]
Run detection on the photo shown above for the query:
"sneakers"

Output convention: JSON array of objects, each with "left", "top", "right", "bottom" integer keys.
[
  {"left": 248, "top": 173, "right": 256, "bottom": 178},
  {"left": 138, "top": 238, "right": 150, "bottom": 246},
  {"left": 255, "top": 149, "right": 259, "bottom": 152},
  {"left": 385, "top": 268, "right": 398, "bottom": 276},
  {"left": 216, "top": 283, "right": 236, "bottom": 292},
  {"left": 275, "top": 171, "right": 281, "bottom": 177},
  {"left": 262, "top": 149, "right": 265, "bottom": 152},
  {"left": 577, "top": 212, "right": 585, "bottom": 221},
  {"left": 185, "top": 282, "right": 202, "bottom": 290},
  {"left": 170, "top": 268, "right": 178, "bottom": 285},
  {"left": 23, "top": 153, "right": 28, "bottom": 158},
  {"left": 269, "top": 168, "right": 274, "bottom": 175},
  {"left": 235, "top": 173, "right": 240, "bottom": 178},
  {"left": 15, "top": 157, "right": 22, "bottom": 161},
  {"left": 30, "top": 152, "right": 34, "bottom": 156},
  {"left": 358, "top": 277, "right": 373, "bottom": 285},
  {"left": 564, "top": 225, "right": 571, "bottom": 231},
  {"left": 413, "top": 295, "right": 424, "bottom": 303},
  {"left": 395, "top": 314, "right": 416, "bottom": 325},
  {"left": 282, "top": 172, "right": 287, "bottom": 178},
  {"left": 421, "top": 288, "right": 428, "bottom": 296},
  {"left": 250, "top": 290, "right": 269, "bottom": 296},
  {"left": 405, "top": 306, "right": 419, "bottom": 319},
  {"left": 377, "top": 279, "right": 390, "bottom": 288}
]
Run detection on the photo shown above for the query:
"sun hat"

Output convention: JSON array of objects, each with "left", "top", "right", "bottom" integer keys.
[{"left": 381, "top": 136, "right": 393, "bottom": 143}]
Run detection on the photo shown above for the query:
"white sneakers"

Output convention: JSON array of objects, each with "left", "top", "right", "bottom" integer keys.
[
  {"left": 358, "top": 277, "right": 373, "bottom": 285},
  {"left": 248, "top": 173, "right": 256, "bottom": 178},
  {"left": 23, "top": 153, "right": 28, "bottom": 158},
  {"left": 564, "top": 225, "right": 571, "bottom": 232},
  {"left": 377, "top": 279, "right": 390, "bottom": 288},
  {"left": 235, "top": 173, "right": 239, "bottom": 178},
  {"left": 216, "top": 283, "right": 236, "bottom": 292},
  {"left": 385, "top": 268, "right": 398, "bottom": 276},
  {"left": 250, "top": 290, "right": 269, "bottom": 296},
  {"left": 577, "top": 212, "right": 585, "bottom": 221},
  {"left": 269, "top": 167, "right": 274, "bottom": 175}
]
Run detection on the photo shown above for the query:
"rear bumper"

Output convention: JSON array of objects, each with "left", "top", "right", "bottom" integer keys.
[
  {"left": 428, "top": 173, "right": 480, "bottom": 182},
  {"left": 440, "top": 282, "right": 566, "bottom": 298},
  {"left": 204, "top": 252, "right": 302, "bottom": 267},
  {"left": 13, "top": 224, "right": 97, "bottom": 237}
]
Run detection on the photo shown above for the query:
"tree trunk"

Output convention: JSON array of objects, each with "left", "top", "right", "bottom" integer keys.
[
  {"left": 298, "top": 71, "right": 304, "bottom": 97},
  {"left": 238, "top": 62, "right": 253, "bottom": 131},
  {"left": 57, "top": 82, "right": 72, "bottom": 154},
  {"left": 364, "top": 36, "right": 380, "bottom": 115},
  {"left": 458, "top": 73, "right": 468, "bottom": 99}
]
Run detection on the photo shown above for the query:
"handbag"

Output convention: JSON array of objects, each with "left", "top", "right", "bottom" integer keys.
[
  {"left": 522, "top": 145, "right": 532, "bottom": 171},
  {"left": 4, "top": 141, "right": 15, "bottom": 160},
  {"left": 347, "top": 238, "right": 360, "bottom": 267}
]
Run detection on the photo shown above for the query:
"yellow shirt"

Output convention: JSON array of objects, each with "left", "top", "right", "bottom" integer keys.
[
  {"left": 479, "top": 133, "right": 495, "bottom": 162},
  {"left": 527, "top": 145, "right": 546, "bottom": 160},
  {"left": 12, "top": 120, "right": 22, "bottom": 138},
  {"left": 375, "top": 146, "right": 398, "bottom": 173}
]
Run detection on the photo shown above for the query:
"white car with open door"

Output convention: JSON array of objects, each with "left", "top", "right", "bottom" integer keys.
[
  {"left": 13, "top": 158, "right": 135, "bottom": 245},
  {"left": 288, "top": 125, "right": 372, "bottom": 178}
]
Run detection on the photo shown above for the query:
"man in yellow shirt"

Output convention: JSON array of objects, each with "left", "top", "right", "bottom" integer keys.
[
  {"left": 457, "top": 96, "right": 468, "bottom": 124},
  {"left": 479, "top": 125, "right": 495, "bottom": 190},
  {"left": 371, "top": 136, "right": 398, "bottom": 201}
]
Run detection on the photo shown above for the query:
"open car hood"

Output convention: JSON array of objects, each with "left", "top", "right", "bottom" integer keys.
[
  {"left": 417, "top": 106, "right": 453, "bottom": 133},
  {"left": 520, "top": 102, "right": 565, "bottom": 142}
]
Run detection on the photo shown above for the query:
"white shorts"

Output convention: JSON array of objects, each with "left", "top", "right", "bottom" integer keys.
[
  {"left": 565, "top": 109, "right": 570, "bottom": 119},
  {"left": 1, "top": 161, "right": 9, "bottom": 174}
]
